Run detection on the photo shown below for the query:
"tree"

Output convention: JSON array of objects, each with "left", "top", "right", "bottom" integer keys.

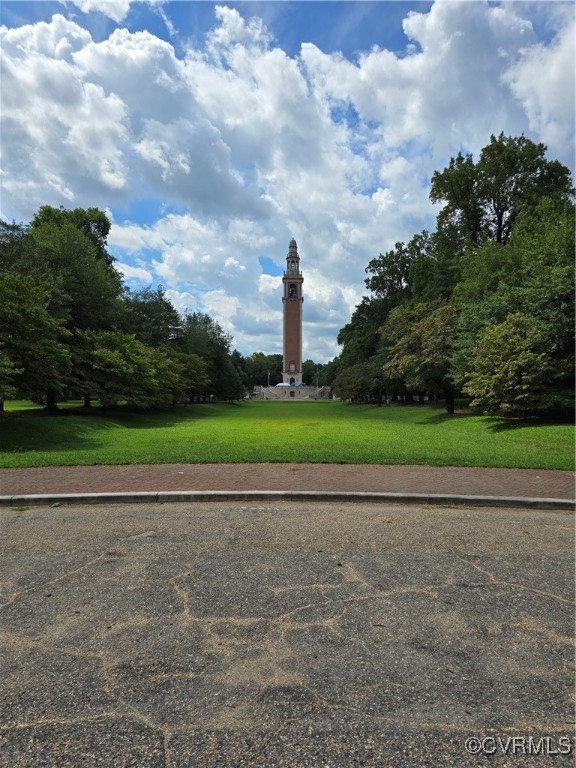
[
  {"left": 337, "top": 297, "right": 389, "bottom": 366},
  {"left": 242, "top": 352, "right": 283, "bottom": 388},
  {"left": 169, "top": 351, "right": 210, "bottom": 403},
  {"left": 381, "top": 301, "right": 459, "bottom": 413},
  {"left": 0, "top": 354, "right": 19, "bottom": 411},
  {"left": 476, "top": 133, "right": 573, "bottom": 244},
  {"left": 75, "top": 331, "right": 162, "bottom": 409},
  {"left": 24, "top": 220, "right": 124, "bottom": 333},
  {"left": 365, "top": 240, "right": 417, "bottom": 299},
  {"left": 451, "top": 196, "right": 575, "bottom": 394},
  {"left": 122, "top": 286, "right": 182, "bottom": 347},
  {"left": 302, "top": 359, "right": 322, "bottom": 386},
  {"left": 330, "top": 134, "right": 574, "bottom": 418},
  {"left": 31, "top": 205, "right": 115, "bottom": 269},
  {"left": 178, "top": 313, "right": 236, "bottom": 400},
  {"left": 430, "top": 151, "right": 483, "bottom": 244},
  {"left": 215, "top": 358, "right": 246, "bottom": 402},
  {"left": 0, "top": 273, "right": 71, "bottom": 410},
  {"left": 1, "top": 205, "right": 249, "bottom": 413},
  {"left": 333, "top": 360, "right": 390, "bottom": 405},
  {"left": 4, "top": 208, "right": 124, "bottom": 407},
  {"left": 463, "top": 313, "right": 566, "bottom": 418},
  {"left": 0, "top": 219, "right": 29, "bottom": 272},
  {"left": 317, "top": 357, "right": 342, "bottom": 387},
  {"left": 431, "top": 133, "right": 573, "bottom": 246}
]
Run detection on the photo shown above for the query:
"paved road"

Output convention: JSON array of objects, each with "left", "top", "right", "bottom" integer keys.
[{"left": 1, "top": 500, "right": 574, "bottom": 766}]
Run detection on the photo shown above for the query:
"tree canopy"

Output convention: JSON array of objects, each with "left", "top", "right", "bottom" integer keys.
[
  {"left": 332, "top": 133, "right": 574, "bottom": 417},
  {"left": 0, "top": 206, "right": 247, "bottom": 410}
]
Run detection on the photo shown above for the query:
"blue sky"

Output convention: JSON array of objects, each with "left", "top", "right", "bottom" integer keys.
[
  {"left": 1, "top": 1, "right": 574, "bottom": 361},
  {"left": 1, "top": 2, "right": 433, "bottom": 56}
]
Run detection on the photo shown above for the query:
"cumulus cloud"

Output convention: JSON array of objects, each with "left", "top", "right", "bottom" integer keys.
[
  {"left": 503, "top": 14, "right": 575, "bottom": 165},
  {"left": 1, "top": 2, "right": 573, "bottom": 360},
  {"left": 0, "top": 15, "right": 269, "bottom": 220},
  {"left": 116, "top": 261, "right": 153, "bottom": 284},
  {"left": 71, "top": 0, "right": 132, "bottom": 23},
  {"left": 164, "top": 289, "right": 196, "bottom": 315}
]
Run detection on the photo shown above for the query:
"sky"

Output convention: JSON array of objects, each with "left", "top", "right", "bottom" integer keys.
[{"left": 1, "top": 1, "right": 574, "bottom": 363}]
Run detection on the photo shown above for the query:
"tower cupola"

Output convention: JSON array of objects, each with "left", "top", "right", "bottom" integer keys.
[{"left": 286, "top": 238, "right": 300, "bottom": 275}]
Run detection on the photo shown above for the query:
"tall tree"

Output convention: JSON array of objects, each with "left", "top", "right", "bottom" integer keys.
[
  {"left": 337, "top": 297, "right": 389, "bottom": 367},
  {"left": 302, "top": 359, "right": 322, "bottom": 386},
  {"left": 430, "top": 152, "right": 483, "bottom": 244},
  {"left": 476, "top": 133, "right": 573, "bottom": 244},
  {"left": 178, "top": 312, "right": 235, "bottom": 400},
  {"left": 0, "top": 273, "right": 71, "bottom": 410},
  {"left": 31, "top": 205, "right": 115, "bottom": 268},
  {"left": 21, "top": 209, "right": 124, "bottom": 407},
  {"left": 0, "top": 220, "right": 29, "bottom": 272},
  {"left": 431, "top": 133, "right": 573, "bottom": 245},
  {"left": 381, "top": 301, "right": 459, "bottom": 413},
  {"left": 122, "top": 286, "right": 182, "bottom": 347},
  {"left": 451, "top": 196, "right": 575, "bottom": 393}
]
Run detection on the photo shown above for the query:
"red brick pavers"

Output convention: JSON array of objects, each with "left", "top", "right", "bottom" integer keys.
[{"left": 1, "top": 463, "right": 574, "bottom": 499}]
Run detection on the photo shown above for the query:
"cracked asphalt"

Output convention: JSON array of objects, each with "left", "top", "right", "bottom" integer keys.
[{"left": 1, "top": 501, "right": 574, "bottom": 767}]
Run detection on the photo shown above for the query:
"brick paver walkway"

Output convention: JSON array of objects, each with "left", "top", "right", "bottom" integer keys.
[{"left": 1, "top": 463, "right": 574, "bottom": 499}]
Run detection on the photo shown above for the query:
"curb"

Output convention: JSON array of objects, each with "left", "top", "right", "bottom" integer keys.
[{"left": 0, "top": 491, "right": 573, "bottom": 510}]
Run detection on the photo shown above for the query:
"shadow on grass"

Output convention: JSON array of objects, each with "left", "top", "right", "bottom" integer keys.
[
  {"left": 418, "top": 410, "right": 476, "bottom": 425},
  {"left": 0, "top": 403, "right": 222, "bottom": 455},
  {"left": 487, "top": 416, "right": 575, "bottom": 432}
]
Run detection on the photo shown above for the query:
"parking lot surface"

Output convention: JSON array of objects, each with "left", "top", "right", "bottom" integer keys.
[{"left": 1, "top": 501, "right": 574, "bottom": 766}]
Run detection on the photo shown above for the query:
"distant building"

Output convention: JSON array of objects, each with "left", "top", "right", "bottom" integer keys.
[
  {"left": 282, "top": 238, "right": 303, "bottom": 384},
  {"left": 256, "top": 238, "right": 330, "bottom": 400}
]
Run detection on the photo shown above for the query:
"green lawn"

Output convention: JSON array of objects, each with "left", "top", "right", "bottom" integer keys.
[{"left": 0, "top": 400, "right": 573, "bottom": 470}]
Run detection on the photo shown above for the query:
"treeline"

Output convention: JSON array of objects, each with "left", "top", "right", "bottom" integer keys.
[
  {"left": 329, "top": 133, "right": 574, "bottom": 417},
  {"left": 230, "top": 353, "right": 329, "bottom": 390},
  {"left": 0, "top": 205, "right": 246, "bottom": 411}
]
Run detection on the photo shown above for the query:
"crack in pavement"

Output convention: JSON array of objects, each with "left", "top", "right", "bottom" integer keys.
[{"left": 460, "top": 557, "right": 575, "bottom": 605}]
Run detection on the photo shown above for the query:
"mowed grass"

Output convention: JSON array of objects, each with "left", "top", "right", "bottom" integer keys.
[{"left": 0, "top": 400, "right": 573, "bottom": 470}]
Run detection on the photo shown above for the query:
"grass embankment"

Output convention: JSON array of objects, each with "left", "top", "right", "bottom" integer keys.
[{"left": 0, "top": 400, "right": 573, "bottom": 470}]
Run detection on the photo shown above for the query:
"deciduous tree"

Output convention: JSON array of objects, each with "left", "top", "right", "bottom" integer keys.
[
  {"left": 463, "top": 313, "right": 566, "bottom": 418},
  {"left": 381, "top": 301, "right": 459, "bottom": 413}
]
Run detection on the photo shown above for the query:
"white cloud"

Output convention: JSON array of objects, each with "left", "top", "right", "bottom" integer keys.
[
  {"left": 164, "top": 289, "right": 196, "bottom": 315},
  {"left": 207, "top": 5, "right": 272, "bottom": 55},
  {"left": 116, "top": 262, "right": 153, "bottom": 284},
  {"left": 1, "top": 2, "right": 573, "bottom": 361},
  {"left": 503, "top": 15, "right": 575, "bottom": 165},
  {"left": 71, "top": 0, "right": 132, "bottom": 23},
  {"left": 258, "top": 274, "right": 282, "bottom": 295}
]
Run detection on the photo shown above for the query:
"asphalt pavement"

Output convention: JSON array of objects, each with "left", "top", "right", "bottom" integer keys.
[{"left": 1, "top": 500, "right": 574, "bottom": 767}]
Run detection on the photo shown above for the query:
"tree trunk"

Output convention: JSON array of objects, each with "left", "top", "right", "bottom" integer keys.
[
  {"left": 444, "top": 389, "right": 455, "bottom": 414},
  {"left": 46, "top": 389, "right": 58, "bottom": 412},
  {"left": 83, "top": 393, "right": 92, "bottom": 408}
]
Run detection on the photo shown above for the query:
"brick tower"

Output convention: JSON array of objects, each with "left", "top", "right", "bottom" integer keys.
[{"left": 282, "top": 238, "right": 304, "bottom": 384}]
